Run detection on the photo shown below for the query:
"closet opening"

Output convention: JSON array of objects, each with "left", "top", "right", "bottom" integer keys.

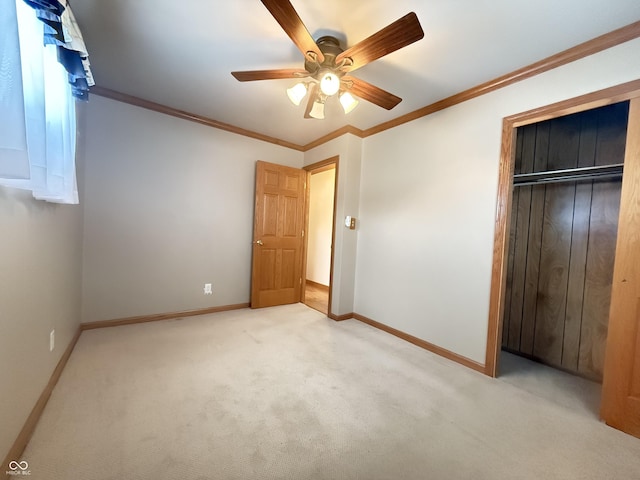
[{"left": 498, "top": 101, "right": 630, "bottom": 415}]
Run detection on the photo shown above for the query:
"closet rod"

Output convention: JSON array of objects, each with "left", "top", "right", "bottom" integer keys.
[{"left": 513, "top": 163, "right": 623, "bottom": 187}]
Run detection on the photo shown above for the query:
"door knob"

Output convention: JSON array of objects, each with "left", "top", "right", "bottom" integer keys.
[{"left": 255, "top": 240, "right": 263, "bottom": 246}]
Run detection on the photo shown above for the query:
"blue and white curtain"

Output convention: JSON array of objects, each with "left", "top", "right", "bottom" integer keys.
[
  {"left": 0, "top": 0, "right": 94, "bottom": 204},
  {"left": 23, "top": 0, "right": 95, "bottom": 99}
]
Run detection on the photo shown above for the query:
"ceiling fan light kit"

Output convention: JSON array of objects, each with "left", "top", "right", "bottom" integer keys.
[
  {"left": 286, "top": 76, "right": 354, "bottom": 116},
  {"left": 286, "top": 82, "right": 308, "bottom": 106},
  {"left": 309, "top": 97, "right": 326, "bottom": 119},
  {"left": 231, "top": 0, "right": 424, "bottom": 120},
  {"left": 339, "top": 91, "right": 359, "bottom": 114},
  {"left": 319, "top": 71, "right": 340, "bottom": 96}
]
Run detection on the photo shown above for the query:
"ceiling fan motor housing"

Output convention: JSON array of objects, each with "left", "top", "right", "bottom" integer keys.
[{"left": 305, "top": 36, "right": 347, "bottom": 76}]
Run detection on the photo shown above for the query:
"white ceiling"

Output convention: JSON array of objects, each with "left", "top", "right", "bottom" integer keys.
[{"left": 72, "top": 0, "right": 640, "bottom": 146}]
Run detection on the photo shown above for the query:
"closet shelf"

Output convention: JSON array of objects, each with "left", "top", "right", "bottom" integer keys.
[{"left": 513, "top": 163, "right": 623, "bottom": 187}]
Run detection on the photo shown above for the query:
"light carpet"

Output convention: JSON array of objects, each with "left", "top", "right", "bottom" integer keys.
[{"left": 20, "top": 304, "right": 640, "bottom": 479}]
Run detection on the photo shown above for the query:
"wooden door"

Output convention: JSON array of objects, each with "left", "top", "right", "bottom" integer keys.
[
  {"left": 601, "top": 97, "right": 640, "bottom": 437},
  {"left": 251, "top": 161, "right": 306, "bottom": 308}
]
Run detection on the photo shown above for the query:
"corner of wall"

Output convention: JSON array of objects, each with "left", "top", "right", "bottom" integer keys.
[{"left": 0, "top": 187, "right": 83, "bottom": 461}]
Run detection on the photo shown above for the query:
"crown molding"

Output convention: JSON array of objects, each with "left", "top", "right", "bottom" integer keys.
[
  {"left": 301, "top": 125, "right": 365, "bottom": 150},
  {"left": 91, "top": 20, "right": 640, "bottom": 153},
  {"left": 361, "top": 20, "right": 640, "bottom": 138},
  {"left": 90, "top": 86, "right": 305, "bottom": 151}
]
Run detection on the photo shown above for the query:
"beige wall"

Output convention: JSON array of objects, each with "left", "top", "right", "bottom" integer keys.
[
  {"left": 307, "top": 168, "right": 335, "bottom": 286},
  {"left": 0, "top": 110, "right": 84, "bottom": 460},
  {"left": 354, "top": 38, "right": 640, "bottom": 364},
  {"left": 81, "top": 96, "right": 303, "bottom": 322}
]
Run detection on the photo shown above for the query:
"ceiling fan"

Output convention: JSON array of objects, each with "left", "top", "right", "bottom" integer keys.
[{"left": 231, "top": 0, "right": 424, "bottom": 119}]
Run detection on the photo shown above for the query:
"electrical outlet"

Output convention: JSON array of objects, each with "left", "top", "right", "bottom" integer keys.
[
  {"left": 204, "top": 283, "right": 212, "bottom": 295},
  {"left": 50, "top": 330, "right": 55, "bottom": 352}
]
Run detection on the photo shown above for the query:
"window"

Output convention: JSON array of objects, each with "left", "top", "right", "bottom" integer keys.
[{"left": 0, "top": 0, "right": 92, "bottom": 204}]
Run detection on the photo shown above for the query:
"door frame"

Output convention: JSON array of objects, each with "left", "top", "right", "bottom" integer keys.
[
  {"left": 301, "top": 156, "right": 339, "bottom": 318},
  {"left": 485, "top": 78, "right": 640, "bottom": 378}
]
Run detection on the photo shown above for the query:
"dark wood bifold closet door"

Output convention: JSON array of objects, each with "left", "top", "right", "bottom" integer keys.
[{"left": 502, "top": 102, "right": 629, "bottom": 381}]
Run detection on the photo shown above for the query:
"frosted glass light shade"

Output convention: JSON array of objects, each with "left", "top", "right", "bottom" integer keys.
[
  {"left": 319, "top": 72, "right": 340, "bottom": 96},
  {"left": 339, "top": 92, "right": 359, "bottom": 114},
  {"left": 286, "top": 82, "right": 308, "bottom": 106},
  {"left": 309, "top": 100, "right": 325, "bottom": 119}
]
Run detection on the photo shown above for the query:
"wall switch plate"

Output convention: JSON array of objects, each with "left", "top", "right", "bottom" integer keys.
[
  {"left": 50, "top": 330, "right": 55, "bottom": 352},
  {"left": 345, "top": 216, "right": 356, "bottom": 229},
  {"left": 204, "top": 283, "right": 212, "bottom": 295}
]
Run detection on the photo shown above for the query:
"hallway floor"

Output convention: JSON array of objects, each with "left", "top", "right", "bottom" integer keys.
[{"left": 304, "top": 281, "right": 329, "bottom": 315}]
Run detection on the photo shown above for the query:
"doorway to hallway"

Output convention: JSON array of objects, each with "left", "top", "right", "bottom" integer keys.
[{"left": 303, "top": 158, "right": 337, "bottom": 315}]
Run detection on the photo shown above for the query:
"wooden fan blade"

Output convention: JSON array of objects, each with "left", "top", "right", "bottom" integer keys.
[
  {"left": 261, "top": 0, "right": 325, "bottom": 63},
  {"left": 303, "top": 83, "right": 319, "bottom": 119},
  {"left": 344, "top": 76, "right": 402, "bottom": 110},
  {"left": 336, "top": 12, "right": 424, "bottom": 73},
  {"left": 231, "top": 69, "right": 309, "bottom": 81}
]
